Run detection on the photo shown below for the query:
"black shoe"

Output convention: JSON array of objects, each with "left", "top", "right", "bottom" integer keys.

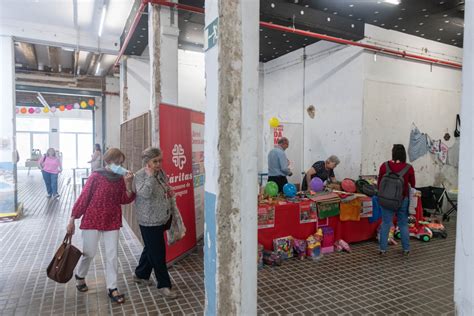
[
  {"left": 379, "top": 250, "right": 387, "bottom": 256},
  {"left": 403, "top": 250, "right": 410, "bottom": 256}
]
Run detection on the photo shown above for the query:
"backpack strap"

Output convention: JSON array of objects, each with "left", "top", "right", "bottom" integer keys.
[
  {"left": 397, "top": 164, "right": 411, "bottom": 177},
  {"left": 384, "top": 161, "right": 391, "bottom": 175}
]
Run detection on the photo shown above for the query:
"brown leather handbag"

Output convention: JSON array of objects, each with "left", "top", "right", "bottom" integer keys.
[{"left": 47, "top": 234, "right": 82, "bottom": 283}]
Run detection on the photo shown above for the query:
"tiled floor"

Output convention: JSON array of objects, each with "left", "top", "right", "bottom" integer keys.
[{"left": 0, "top": 170, "right": 455, "bottom": 315}]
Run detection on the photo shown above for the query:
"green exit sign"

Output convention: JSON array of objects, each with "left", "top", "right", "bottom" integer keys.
[{"left": 204, "top": 17, "right": 218, "bottom": 51}]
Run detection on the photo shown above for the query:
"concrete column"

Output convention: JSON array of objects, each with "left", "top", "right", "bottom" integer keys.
[
  {"left": 149, "top": 2, "right": 179, "bottom": 146},
  {"left": 454, "top": 0, "right": 474, "bottom": 314},
  {"left": 204, "top": 0, "right": 259, "bottom": 315},
  {"left": 120, "top": 57, "right": 130, "bottom": 122},
  {"left": 0, "top": 35, "right": 17, "bottom": 213}
]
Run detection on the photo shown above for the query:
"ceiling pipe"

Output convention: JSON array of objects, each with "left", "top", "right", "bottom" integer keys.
[
  {"left": 114, "top": 0, "right": 462, "bottom": 70},
  {"left": 113, "top": 0, "right": 148, "bottom": 67},
  {"left": 260, "top": 21, "right": 462, "bottom": 69}
]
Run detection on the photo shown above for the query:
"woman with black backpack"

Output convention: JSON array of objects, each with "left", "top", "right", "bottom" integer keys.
[{"left": 377, "top": 144, "right": 416, "bottom": 256}]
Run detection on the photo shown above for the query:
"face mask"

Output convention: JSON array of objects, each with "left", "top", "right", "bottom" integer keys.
[{"left": 109, "top": 164, "right": 128, "bottom": 176}]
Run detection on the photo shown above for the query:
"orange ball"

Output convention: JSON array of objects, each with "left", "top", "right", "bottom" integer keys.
[
  {"left": 20, "top": 107, "right": 27, "bottom": 114},
  {"left": 88, "top": 99, "right": 95, "bottom": 106},
  {"left": 59, "top": 105, "right": 65, "bottom": 111}
]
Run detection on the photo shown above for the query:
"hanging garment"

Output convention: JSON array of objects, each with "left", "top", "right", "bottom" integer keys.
[
  {"left": 447, "top": 138, "right": 460, "bottom": 168},
  {"left": 428, "top": 137, "right": 441, "bottom": 154},
  {"left": 408, "top": 126, "right": 428, "bottom": 162},
  {"left": 437, "top": 142, "right": 448, "bottom": 164}
]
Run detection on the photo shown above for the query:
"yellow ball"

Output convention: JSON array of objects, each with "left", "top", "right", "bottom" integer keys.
[
  {"left": 269, "top": 117, "right": 280, "bottom": 128},
  {"left": 43, "top": 107, "right": 49, "bottom": 113},
  {"left": 80, "top": 101, "right": 87, "bottom": 108}
]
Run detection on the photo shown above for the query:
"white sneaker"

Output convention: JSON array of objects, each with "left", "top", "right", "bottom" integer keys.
[
  {"left": 46, "top": 194, "right": 51, "bottom": 198},
  {"left": 52, "top": 194, "right": 60, "bottom": 199},
  {"left": 158, "top": 287, "right": 177, "bottom": 299}
]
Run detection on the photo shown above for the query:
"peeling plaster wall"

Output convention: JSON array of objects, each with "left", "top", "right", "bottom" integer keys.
[
  {"left": 362, "top": 24, "right": 463, "bottom": 189},
  {"left": 105, "top": 76, "right": 120, "bottom": 149},
  {"left": 262, "top": 42, "right": 365, "bottom": 181},
  {"left": 262, "top": 25, "right": 462, "bottom": 188}
]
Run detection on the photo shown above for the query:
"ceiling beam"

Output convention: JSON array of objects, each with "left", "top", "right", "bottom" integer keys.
[
  {"left": 18, "top": 42, "right": 37, "bottom": 68},
  {"left": 87, "top": 53, "right": 100, "bottom": 75},
  {"left": 48, "top": 46, "right": 61, "bottom": 72}
]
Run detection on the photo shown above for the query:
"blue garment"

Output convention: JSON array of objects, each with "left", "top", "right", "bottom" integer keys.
[
  {"left": 268, "top": 146, "right": 290, "bottom": 177},
  {"left": 379, "top": 198, "right": 410, "bottom": 252},
  {"left": 369, "top": 196, "right": 382, "bottom": 223},
  {"left": 42, "top": 170, "right": 58, "bottom": 196}
]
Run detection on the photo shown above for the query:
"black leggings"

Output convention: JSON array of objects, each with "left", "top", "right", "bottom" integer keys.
[{"left": 268, "top": 176, "right": 288, "bottom": 193}]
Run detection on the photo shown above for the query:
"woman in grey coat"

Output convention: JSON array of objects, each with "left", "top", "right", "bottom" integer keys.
[{"left": 133, "top": 147, "right": 177, "bottom": 299}]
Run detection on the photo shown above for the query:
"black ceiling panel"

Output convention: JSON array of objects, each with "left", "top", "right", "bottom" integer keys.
[{"left": 118, "top": 0, "right": 464, "bottom": 63}]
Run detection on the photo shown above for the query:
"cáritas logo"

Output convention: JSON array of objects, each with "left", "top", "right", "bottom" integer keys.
[{"left": 172, "top": 144, "right": 187, "bottom": 170}]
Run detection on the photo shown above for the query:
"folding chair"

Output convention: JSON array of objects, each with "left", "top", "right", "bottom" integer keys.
[
  {"left": 442, "top": 185, "right": 457, "bottom": 222},
  {"left": 416, "top": 186, "right": 445, "bottom": 217}
]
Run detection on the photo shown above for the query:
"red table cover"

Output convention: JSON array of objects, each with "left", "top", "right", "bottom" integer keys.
[{"left": 258, "top": 202, "right": 381, "bottom": 250}]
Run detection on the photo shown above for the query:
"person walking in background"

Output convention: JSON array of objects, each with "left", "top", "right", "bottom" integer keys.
[
  {"left": 267, "top": 137, "right": 292, "bottom": 193},
  {"left": 66, "top": 148, "right": 135, "bottom": 305},
  {"left": 133, "top": 147, "right": 177, "bottom": 299},
  {"left": 88, "top": 144, "right": 103, "bottom": 172},
  {"left": 377, "top": 144, "right": 416, "bottom": 256},
  {"left": 38, "top": 148, "right": 62, "bottom": 199}
]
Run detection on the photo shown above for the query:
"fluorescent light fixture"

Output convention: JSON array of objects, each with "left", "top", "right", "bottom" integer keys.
[
  {"left": 36, "top": 93, "right": 51, "bottom": 109},
  {"left": 95, "top": 62, "right": 101, "bottom": 75},
  {"left": 384, "top": 0, "right": 400, "bottom": 5},
  {"left": 98, "top": 4, "right": 107, "bottom": 37}
]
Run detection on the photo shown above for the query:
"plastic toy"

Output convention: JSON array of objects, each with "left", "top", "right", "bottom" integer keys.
[
  {"left": 273, "top": 236, "right": 294, "bottom": 259},
  {"left": 293, "top": 239, "right": 307, "bottom": 259},
  {"left": 395, "top": 215, "right": 433, "bottom": 242},
  {"left": 263, "top": 250, "right": 282, "bottom": 266}
]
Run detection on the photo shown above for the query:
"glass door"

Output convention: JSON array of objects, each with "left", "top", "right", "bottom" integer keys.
[
  {"left": 77, "top": 134, "right": 93, "bottom": 168},
  {"left": 32, "top": 133, "right": 49, "bottom": 156},
  {"left": 16, "top": 132, "right": 31, "bottom": 168},
  {"left": 60, "top": 133, "right": 77, "bottom": 169}
]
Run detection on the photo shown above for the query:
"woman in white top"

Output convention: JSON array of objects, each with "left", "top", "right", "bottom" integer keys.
[{"left": 88, "top": 144, "right": 103, "bottom": 171}]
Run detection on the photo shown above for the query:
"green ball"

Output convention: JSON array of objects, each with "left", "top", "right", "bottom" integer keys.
[{"left": 265, "top": 181, "right": 279, "bottom": 197}]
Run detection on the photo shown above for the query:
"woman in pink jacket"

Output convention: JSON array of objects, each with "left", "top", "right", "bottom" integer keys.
[{"left": 38, "top": 148, "right": 62, "bottom": 199}]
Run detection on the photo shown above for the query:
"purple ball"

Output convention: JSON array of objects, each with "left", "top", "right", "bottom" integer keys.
[{"left": 310, "top": 177, "right": 324, "bottom": 192}]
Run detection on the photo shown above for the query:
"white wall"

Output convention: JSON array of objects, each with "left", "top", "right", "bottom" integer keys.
[
  {"left": 261, "top": 24, "right": 462, "bottom": 188},
  {"left": 125, "top": 48, "right": 206, "bottom": 121},
  {"left": 262, "top": 42, "right": 365, "bottom": 181},
  {"left": 105, "top": 76, "right": 120, "bottom": 149},
  {"left": 361, "top": 24, "right": 462, "bottom": 188}
]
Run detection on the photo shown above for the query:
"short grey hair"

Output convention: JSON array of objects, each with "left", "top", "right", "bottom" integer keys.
[
  {"left": 326, "top": 155, "right": 340, "bottom": 165},
  {"left": 142, "top": 147, "right": 162, "bottom": 166},
  {"left": 277, "top": 137, "right": 289, "bottom": 145}
]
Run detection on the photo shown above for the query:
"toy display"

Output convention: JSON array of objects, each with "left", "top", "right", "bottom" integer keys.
[
  {"left": 377, "top": 224, "right": 398, "bottom": 246},
  {"left": 273, "top": 236, "right": 294, "bottom": 259},
  {"left": 293, "top": 239, "right": 307, "bottom": 259},
  {"left": 263, "top": 250, "right": 282, "bottom": 266},
  {"left": 258, "top": 244, "right": 264, "bottom": 269},
  {"left": 334, "top": 239, "right": 352, "bottom": 253},
  {"left": 395, "top": 215, "right": 433, "bottom": 242},
  {"left": 306, "top": 229, "right": 323, "bottom": 260},
  {"left": 321, "top": 227, "right": 335, "bottom": 253},
  {"left": 360, "top": 197, "right": 373, "bottom": 218},
  {"left": 258, "top": 204, "right": 275, "bottom": 229},
  {"left": 299, "top": 201, "right": 318, "bottom": 223}
]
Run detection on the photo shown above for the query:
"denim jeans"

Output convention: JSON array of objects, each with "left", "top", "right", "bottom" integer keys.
[
  {"left": 379, "top": 198, "right": 410, "bottom": 252},
  {"left": 42, "top": 171, "right": 58, "bottom": 196}
]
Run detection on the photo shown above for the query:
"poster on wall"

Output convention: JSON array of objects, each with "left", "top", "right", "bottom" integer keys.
[
  {"left": 270, "top": 122, "right": 303, "bottom": 186},
  {"left": 258, "top": 204, "right": 275, "bottom": 229},
  {"left": 159, "top": 104, "right": 197, "bottom": 262},
  {"left": 191, "top": 111, "right": 205, "bottom": 239},
  {"left": 299, "top": 200, "right": 318, "bottom": 224}
]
